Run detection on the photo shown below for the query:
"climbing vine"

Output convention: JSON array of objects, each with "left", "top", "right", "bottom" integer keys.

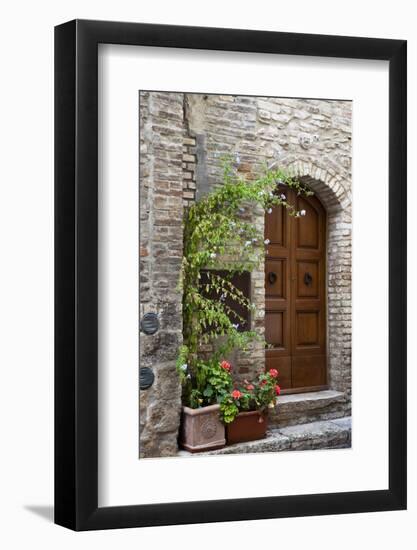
[{"left": 176, "top": 156, "right": 312, "bottom": 408}]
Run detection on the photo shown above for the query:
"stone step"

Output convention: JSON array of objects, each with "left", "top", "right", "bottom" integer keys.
[
  {"left": 178, "top": 417, "right": 351, "bottom": 457},
  {"left": 269, "top": 389, "right": 349, "bottom": 428}
]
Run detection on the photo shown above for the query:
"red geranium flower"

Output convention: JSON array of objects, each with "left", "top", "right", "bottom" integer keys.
[
  {"left": 220, "top": 360, "right": 232, "bottom": 372},
  {"left": 269, "top": 368, "right": 279, "bottom": 378},
  {"left": 231, "top": 390, "right": 242, "bottom": 399},
  {"left": 275, "top": 385, "right": 281, "bottom": 396},
  {"left": 246, "top": 384, "right": 254, "bottom": 391},
  {"left": 260, "top": 379, "right": 267, "bottom": 386}
]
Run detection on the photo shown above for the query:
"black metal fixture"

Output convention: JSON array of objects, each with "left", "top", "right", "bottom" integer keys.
[
  {"left": 139, "top": 367, "right": 155, "bottom": 390},
  {"left": 268, "top": 271, "right": 277, "bottom": 285},
  {"left": 140, "top": 312, "right": 159, "bottom": 335},
  {"left": 304, "top": 272, "right": 313, "bottom": 286}
]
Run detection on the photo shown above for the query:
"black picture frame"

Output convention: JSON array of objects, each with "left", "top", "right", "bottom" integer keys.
[{"left": 55, "top": 19, "right": 407, "bottom": 531}]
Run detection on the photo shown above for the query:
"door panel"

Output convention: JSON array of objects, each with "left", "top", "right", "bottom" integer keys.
[
  {"left": 265, "top": 189, "right": 327, "bottom": 392},
  {"left": 296, "top": 197, "right": 319, "bottom": 249},
  {"left": 265, "top": 311, "right": 284, "bottom": 346},
  {"left": 265, "top": 259, "right": 285, "bottom": 298},
  {"left": 296, "top": 260, "right": 319, "bottom": 298},
  {"left": 292, "top": 355, "right": 326, "bottom": 388},
  {"left": 296, "top": 310, "right": 320, "bottom": 346},
  {"left": 264, "top": 203, "right": 286, "bottom": 246}
]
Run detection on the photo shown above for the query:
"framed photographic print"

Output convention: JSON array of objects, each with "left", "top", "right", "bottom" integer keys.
[{"left": 54, "top": 20, "right": 407, "bottom": 530}]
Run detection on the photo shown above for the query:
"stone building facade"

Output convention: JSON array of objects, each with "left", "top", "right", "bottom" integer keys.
[{"left": 139, "top": 92, "right": 352, "bottom": 458}]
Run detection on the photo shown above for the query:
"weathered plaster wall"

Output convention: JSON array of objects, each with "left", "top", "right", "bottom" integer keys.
[{"left": 139, "top": 92, "right": 352, "bottom": 457}]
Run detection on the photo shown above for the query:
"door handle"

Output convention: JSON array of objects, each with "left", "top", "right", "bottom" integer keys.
[
  {"left": 268, "top": 271, "right": 277, "bottom": 285},
  {"left": 304, "top": 272, "right": 313, "bottom": 286}
]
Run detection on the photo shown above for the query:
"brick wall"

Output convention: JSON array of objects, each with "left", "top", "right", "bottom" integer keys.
[
  {"left": 138, "top": 91, "right": 184, "bottom": 457},
  {"left": 182, "top": 135, "right": 197, "bottom": 205}
]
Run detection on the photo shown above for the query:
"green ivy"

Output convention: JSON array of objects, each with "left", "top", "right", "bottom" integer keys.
[{"left": 176, "top": 156, "right": 312, "bottom": 408}]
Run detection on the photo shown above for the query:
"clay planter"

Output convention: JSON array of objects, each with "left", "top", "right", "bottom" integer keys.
[
  {"left": 226, "top": 410, "right": 268, "bottom": 444},
  {"left": 179, "top": 404, "right": 226, "bottom": 453}
]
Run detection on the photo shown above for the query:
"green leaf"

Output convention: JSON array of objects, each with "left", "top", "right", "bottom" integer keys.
[{"left": 203, "top": 386, "right": 213, "bottom": 397}]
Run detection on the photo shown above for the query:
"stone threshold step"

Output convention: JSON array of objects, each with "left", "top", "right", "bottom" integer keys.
[
  {"left": 269, "top": 389, "right": 348, "bottom": 428},
  {"left": 178, "top": 417, "right": 351, "bottom": 457}
]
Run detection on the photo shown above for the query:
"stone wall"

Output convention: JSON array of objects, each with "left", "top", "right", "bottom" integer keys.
[
  {"left": 138, "top": 91, "right": 184, "bottom": 457},
  {"left": 139, "top": 92, "right": 352, "bottom": 457}
]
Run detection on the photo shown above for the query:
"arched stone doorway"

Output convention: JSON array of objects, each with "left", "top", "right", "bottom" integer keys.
[
  {"left": 265, "top": 188, "right": 327, "bottom": 393},
  {"left": 279, "top": 164, "right": 352, "bottom": 398}
]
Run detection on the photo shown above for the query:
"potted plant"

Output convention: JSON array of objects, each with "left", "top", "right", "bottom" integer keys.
[
  {"left": 177, "top": 355, "right": 233, "bottom": 452},
  {"left": 220, "top": 368, "right": 281, "bottom": 444}
]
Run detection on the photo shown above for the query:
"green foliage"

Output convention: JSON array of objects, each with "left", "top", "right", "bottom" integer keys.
[
  {"left": 178, "top": 155, "right": 311, "bottom": 408},
  {"left": 218, "top": 394, "right": 240, "bottom": 424},
  {"left": 176, "top": 354, "right": 233, "bottom": 408},
  {"left": 219, "top": 369, "right": 281, "bottom": 424}
]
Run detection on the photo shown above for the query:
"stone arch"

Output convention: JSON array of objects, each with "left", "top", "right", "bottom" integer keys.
[
  {"left": 283, "top": 159, "right": 351, "bottom": 213},
  {"left": 284, "top": 162, "right": 352, "bottom": 397}
]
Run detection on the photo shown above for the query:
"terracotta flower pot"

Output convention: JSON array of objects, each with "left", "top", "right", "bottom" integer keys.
[
  {"left": 179, "top": 404, "right": 226, "bottom": 453},
  {"left": 226, "top": 410, "right": 268, "bottom": 444}
]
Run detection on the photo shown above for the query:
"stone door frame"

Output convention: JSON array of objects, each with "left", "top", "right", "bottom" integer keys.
[{"left": 283, "top": 160, "right": 352, "bottom": 397}]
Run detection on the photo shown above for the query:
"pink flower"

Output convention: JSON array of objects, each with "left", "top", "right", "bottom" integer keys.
[
  {"left": 231, "top": 390, "right": 242, "bottom": 399},
  {"left": 220, "top": 361, "right": 232, "bottom": 372},
  {"left": 269, "top": 368, "right": 279, "bottom": 378},
  {"left": 275, "top": 385, "right": 281, "bottom": 396},
  {"left": 246, "top": 384, "right": 255, "bottom": 391}
]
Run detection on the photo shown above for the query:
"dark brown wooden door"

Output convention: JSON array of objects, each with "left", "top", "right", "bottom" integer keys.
[{"left": 265, "top": 188, "right": 327, "bottom": 393}]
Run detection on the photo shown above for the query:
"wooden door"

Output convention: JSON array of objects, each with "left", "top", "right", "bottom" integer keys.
[{"left": 264, "top": 188, "right": 327, "bottom": 393}]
